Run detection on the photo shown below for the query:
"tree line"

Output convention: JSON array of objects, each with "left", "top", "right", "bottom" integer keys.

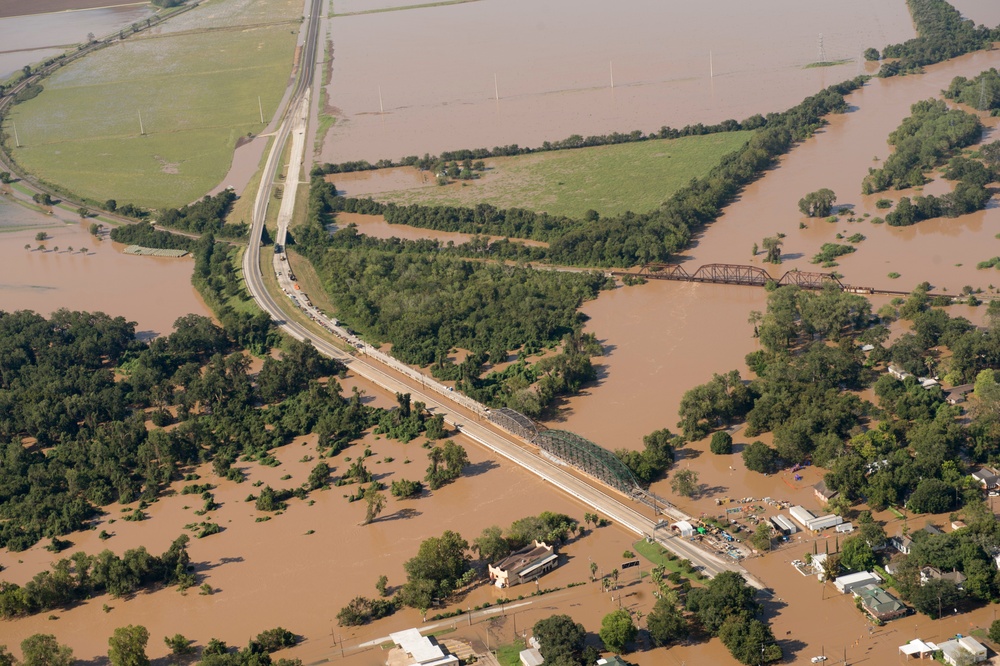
[
  {"left": 114, "top": 190, "right": 247, "bottom": 238},
  {"left": 873, "top": 0, "right": 1000, "bottom": 78},
  {"left": 315, "top": 77, "right": 867, "bottom": 268},
  {"left": 309, "top": 117, "right": 768, "bottom": 176}
]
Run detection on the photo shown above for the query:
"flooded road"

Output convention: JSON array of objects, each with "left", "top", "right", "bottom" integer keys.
[
  {"left": 0, "top": 4, "right": 154, "bottom": 79},
  {"left": 321, "top": 0, "right": 913, "bottom": 162}
]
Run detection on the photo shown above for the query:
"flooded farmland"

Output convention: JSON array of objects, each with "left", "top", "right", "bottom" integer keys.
[
  {"left": 0, "top": 4, "right": 155, "bottom": 79},
  {"left": 0, "top": 198, "right": 211, "bottom": 336},
  {"left": 320, "top": 0, "right": 914, "bottom": 163}
]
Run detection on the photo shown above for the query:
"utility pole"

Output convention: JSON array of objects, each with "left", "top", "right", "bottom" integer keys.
[
  {"left": 494, "top": 73, "right": 499, "bottom": 101},
  {"left": 710, "top": 51, "right": 714, "bottom": 78},
  {"left": 378, "top": 85, "right": 384, "bottom": 114},
  {"left": 258, "top": 95, "right": 264, "bottom": 124},
  {"left": 138, "top": 110, "right": 145, "bottom": 136},
  {"left": 609, "top": 60, "right": 614, "bottom": 89},
  {"left": 12, "top": 120, "right": 20, "bottom": 148}
]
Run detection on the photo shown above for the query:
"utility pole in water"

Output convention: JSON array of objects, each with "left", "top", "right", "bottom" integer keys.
[
  {"left": 494, "top": 73, "right": 499, "bottom": 101},
  {"left": 610, "top": 61, "right": 614, "bottom": 88}
]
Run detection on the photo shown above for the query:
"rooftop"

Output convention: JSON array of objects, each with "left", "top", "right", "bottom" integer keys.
[
  {"left": 493, "top": 541, "right": 554, "bottom": 574},
  {"left": 855, "top": 584, "right": 905, "bottom": 616}
]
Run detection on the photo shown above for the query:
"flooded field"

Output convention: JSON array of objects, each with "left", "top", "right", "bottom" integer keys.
[
  {"left": 0, "top": 199, "right": 211, "bottom": 336},
  {"left": 320, "top": 0, "right": 914, "bottom": 163},
  {"left": 0, "top": 4, "right": 154, "bottom": 79},
  {"left": 0, "top": 0, "right": 145, "bottom": 18}
]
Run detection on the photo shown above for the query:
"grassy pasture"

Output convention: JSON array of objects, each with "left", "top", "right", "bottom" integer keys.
[
  {"left": 6, "top": 0, "right": 300, "bottom": 209},
  {"left": 371, "top": 131, "right": 753, "bottom": 219}
]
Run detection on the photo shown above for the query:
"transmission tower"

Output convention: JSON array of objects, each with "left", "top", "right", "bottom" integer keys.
[
  {"left": 979, "top": 77, "right": 988, "bottom": 111},
  {"left": 818, "top": 33, "right": 826, "bottom": 63}
]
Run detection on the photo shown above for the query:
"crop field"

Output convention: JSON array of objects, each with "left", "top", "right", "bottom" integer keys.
[
  {"left": 6, "top": 0, "right": 300, "bottom": 209},
  {"left": 371, "top": 131, "right": 753, "bottom": 219}
]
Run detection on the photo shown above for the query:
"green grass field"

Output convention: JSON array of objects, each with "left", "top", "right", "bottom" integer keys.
[
  {"left": 5, "top": 0, "right": 300, "bottom": 209},
  {"left": 372, "top": 131, "right": 753, "bottom": 219}
]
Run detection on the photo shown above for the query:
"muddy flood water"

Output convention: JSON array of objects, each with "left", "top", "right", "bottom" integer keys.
[
  {"left": 0, "top": 197, "right": 211, "bottom": 336},
  {"left": 10, "top": 0, "right": 1000, "bottom": 663},
  {"left": 0, "top": 4, "right": 155, "bottom": 79},
  {"left": 0, "top": 372, "right": 654, "bottom": 664},
  {"left": 321, "top": 0, "right": 914, "bottom": 163}
]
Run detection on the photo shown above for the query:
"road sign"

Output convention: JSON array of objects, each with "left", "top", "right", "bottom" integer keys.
[{"left": 621, "top": 560, "right": 639, "bottom": 570}]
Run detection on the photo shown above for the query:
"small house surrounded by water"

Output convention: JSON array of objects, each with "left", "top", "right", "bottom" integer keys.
[
  {"left": 488, "top": 541, "right": 558, "bottom": 588},
  {"left": 813, "top": 480, "right": 838, "bottom": 505}
]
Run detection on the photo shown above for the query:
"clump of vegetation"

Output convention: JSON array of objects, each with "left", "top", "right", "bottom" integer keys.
[
  {"left": 888, "top": 272, "right": 901, "bottom": 279},
  {"left": 0, "top": 536, "right": 194, "bottom": 618},
  {"left": 862, "top": 98, "right": 983, "bottom": 191},
  {"left": 977, "top": 257, "right": 1000, "bottom": 270},
  {"left": 875, "top": 199, "right": 893, "bottom": 209},
  {"left": 798, "top": 188, "right": 837, "bottom": 217},
  {"left": 811, "top": 243, "right": 856, "bottom": 264},
  {"left": 390, "top": 479, "right": 423, "bottom": 498},
  {"left": 616, "top": 428, "right": 678, "bottom": 485}
]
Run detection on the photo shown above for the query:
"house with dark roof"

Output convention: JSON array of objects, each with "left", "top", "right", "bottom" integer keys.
[
  {"left": 813, "top": 480, "right": 839, "bottom": 505},
  {"left": 972, "top": 467, "right": 1000, "bottom": 491},
  {"left": 488, "top": 541, "right": 558, "bottom": 588},
  {"left": 920, "top": 567, "right": 967, "bottom": 589}
]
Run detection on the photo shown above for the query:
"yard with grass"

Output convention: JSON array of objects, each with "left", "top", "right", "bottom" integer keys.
[
  {"left": 370, "top": 131, "right": 753, "bottom": 219},
  {"left": 4, "top": 0, "right": 300, "bottom": 209}
]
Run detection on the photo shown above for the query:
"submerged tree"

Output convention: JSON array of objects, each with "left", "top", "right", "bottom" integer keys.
[
  {"left": 798, "top": 188, "right": 837, "bottom": 217},
  {"left": 363, "top": 484, "right": 386, "bottom": 525},
  {"left": 762, "top": 236, "right": 783, "bottom": 264}
]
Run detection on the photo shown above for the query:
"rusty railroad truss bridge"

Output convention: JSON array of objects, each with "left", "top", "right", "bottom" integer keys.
[{"left": 610, "top": 262, "right": 923, "bottom": 296}]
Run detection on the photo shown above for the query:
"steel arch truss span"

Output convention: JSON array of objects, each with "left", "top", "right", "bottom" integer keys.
[
  {"left": 536, "top": 429, "right": 639, "bottom": 494},
  {"left": 777, "top": 270, "right": 845, "bottom": 289},
  {"left": 690, "top": 264, "right": 771, "bottom": 286},
  {"left": 489, "top": 408, "right": 539, "bottom": 442}
]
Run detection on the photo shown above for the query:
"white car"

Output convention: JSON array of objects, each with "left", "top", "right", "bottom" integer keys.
[{"left": 811, "top": 657, "right": 828, "bottom": 663}]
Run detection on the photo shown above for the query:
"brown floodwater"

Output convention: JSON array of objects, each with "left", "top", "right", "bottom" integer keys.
[
  {"left": 950, "top": 0, "right": 1000, "bottom": 27},
  {"left": 676, "top": 50, "right": 1000, "bottom": 297},
  {"left": 0, "top": 4, "right": 155, "bottom": 79},
  {"left": 0, "top": 200, "right": 211, "bottom": 336},
  {"left": 0, "top": 373, "right": 649, "bottom": 664},
  {"left": 320, "top": 0, "right": 914, "bottom": 163}
]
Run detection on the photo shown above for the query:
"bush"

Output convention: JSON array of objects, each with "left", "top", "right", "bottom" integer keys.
[{"left": 710, "top": 431, "right": 733, "bottom": 455}]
